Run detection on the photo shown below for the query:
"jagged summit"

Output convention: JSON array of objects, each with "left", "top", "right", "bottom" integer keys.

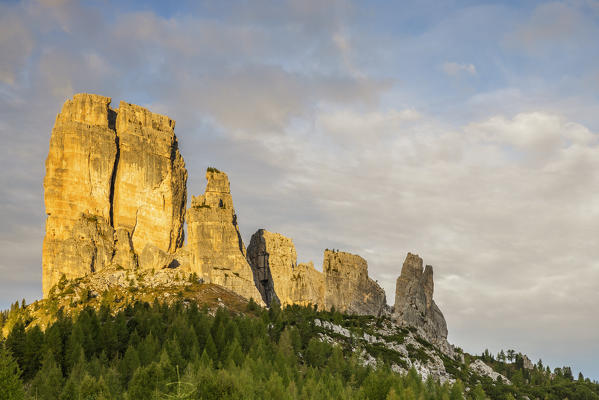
[{"left": 41, "top": 93, "right": 450, "bottom": 347}]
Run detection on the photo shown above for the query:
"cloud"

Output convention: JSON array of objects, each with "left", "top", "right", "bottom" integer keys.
[
  {"left": 0, "top": 4, "right": 34, "bottom": 85},
  {"left": 442, "top": 61, "right": 477, "bottom": 76},
  {"left": 466, "top": 112, "right": 596, "bottom": 158},
  {"left": 506, "top": 1, "right": 599, "bottom": 55}
]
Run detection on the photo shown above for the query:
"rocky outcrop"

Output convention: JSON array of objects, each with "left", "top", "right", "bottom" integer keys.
[
  {"left": 323, "top": 250, "right": 386, "bottom": 316},
  {"left": 470, "top": 360, "right": 511, "bottom": 384},
  {"left": 247, "top": 232, "right": 385, "bottom": 314},
  {"left": 393, "top": 253, "right": 449, "bottom": 349},
  {"left": 247, "top": 229, "right": 324, "bottom": 307},
  {"left": 187, "top": 169, "right": 264, "bottom": 304},
  {"left": 42, "top": 94, "right": 187, "bottom": 296}
]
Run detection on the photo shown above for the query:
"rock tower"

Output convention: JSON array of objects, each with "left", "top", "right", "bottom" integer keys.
[
  {"left": 187, "top": 169, "right": 264, "bottom": 304},
  {"left": 393, "top": 253, "right": 449, "bottom": 348},
  {"left": 42, "top": 94, "right": 187, "bottom": 296},
  {"left": 41, "top": 94, "right": 452, "bottom": 340}
]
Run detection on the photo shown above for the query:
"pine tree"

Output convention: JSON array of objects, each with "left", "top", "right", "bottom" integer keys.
[
  {"left": 471, "top": 383, "right": 487, "bottom": 400},
  {"left": 0, "top": 346, "right": 25, "bottom": 400},
  {"left": 5, "top": 321, "right": 25, "bottom": 368},
  {"left": 119, "top": 344, "right": 140, "bottom": 385},
  {"left": 449, "top": 379, "right": 464, "bottom": 400},
  {"left": 30, "top": 351, "right": 64, "bottom": 399},
  {"left": 22, "top": 324, "right": 44, "bottom": 380}
]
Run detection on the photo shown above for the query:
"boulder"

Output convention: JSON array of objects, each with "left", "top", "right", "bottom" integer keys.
[{"left": 139, "top": 244, "right": 176, "bottom": 271}]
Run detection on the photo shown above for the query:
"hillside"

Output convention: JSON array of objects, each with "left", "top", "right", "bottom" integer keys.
[{"left": 2, "top": 293, "right": 598, "bottom": 399}]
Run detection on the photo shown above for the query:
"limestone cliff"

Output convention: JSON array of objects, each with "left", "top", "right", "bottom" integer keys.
[
  {"left": 393, "top": 253, "right": 449, "bottom": 350},
  {"left": 187, "top": 170, "right": 264, "bottom": 304},
  {"left": 247, "top": 229, "right": 324, "bottom": 307},
  {"left": 42, "top": 94, "right": 187, "bottom": 297},
  {"left": 323, "top": 250, "right": 387, "bottom": 316}
]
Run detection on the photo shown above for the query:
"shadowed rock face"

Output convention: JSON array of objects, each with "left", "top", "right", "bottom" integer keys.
[
  {"left": 247, "top": 229, "right": 324, "bottom": 307},
  {"left": 187, "top": 170, "right": 264, "bottom": 305},
  {"left": 42, "top": 94, "right": 187, "bottom": 297},
  {"left": 247, "top": 230, "right": 385, "bottom": 314},
  {"left": 323, "top": 250, "right": 387, "bottom": 316},
  {"left": 394, "top": 253, "right": 449, "bottom": 347}
]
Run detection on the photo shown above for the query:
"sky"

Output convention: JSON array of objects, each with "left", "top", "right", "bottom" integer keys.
[{"left": 1, "top": 0, "right": 599, "bottom": 379}]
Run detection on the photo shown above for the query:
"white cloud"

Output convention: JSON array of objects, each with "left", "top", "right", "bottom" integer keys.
[
  {"left": 466, "top": 112, "right": 596, "bottom": 157},
  {"left": 442, "top": 61, "right": 477, "bottom": 76}
]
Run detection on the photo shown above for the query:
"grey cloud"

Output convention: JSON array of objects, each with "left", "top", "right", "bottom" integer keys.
[
  {"left": 0, "top": 4, "right": 35, "bottom": 85},
  {"left": 505, "top": 1, "right": 599, "bottom": 60}
]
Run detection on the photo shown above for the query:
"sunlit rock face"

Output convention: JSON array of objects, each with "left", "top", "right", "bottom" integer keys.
[
  {"left": 393, "top": 253, "right": 450, "bottom": 350},
  {"left": 42, "top": 94, "right": 187, "bottom": 297},
  {"left": 247, "top": 229, "right": 325, "bottom": 307},
  {"left": 323, "top": 250, "right": 387, "bottom": 316},
  {"left": 112, "top": 101, "right": 187, "bottom": 255},
  {"left": 187, "top": 170, "right": 264, "bottom": 305}
]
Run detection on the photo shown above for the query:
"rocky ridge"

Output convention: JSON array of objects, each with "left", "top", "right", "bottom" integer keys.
[
  {"left": 246, "top": 230, "right": 387, "bottom": 316},
  {"left": 41, "top": 93, "right": 450, "bottom": 348}
]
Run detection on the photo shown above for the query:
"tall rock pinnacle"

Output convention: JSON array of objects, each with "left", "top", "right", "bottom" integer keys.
[
  {"left": 187, "top": 169, "right": 264, "bottom": 304},
  {"left": 42, "top": 94, "right": 187, "bottom": 297},
  {"left": 394, "top": 253, "right": 449, "bottom": 348}
]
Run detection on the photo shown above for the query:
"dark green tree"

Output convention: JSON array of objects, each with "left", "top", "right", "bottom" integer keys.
[
  {"left": 0, "top": 345, "right": 25, "bottom": 400},
  {"left": 30, "top": 351, "right": 64, "bottom": 399}
]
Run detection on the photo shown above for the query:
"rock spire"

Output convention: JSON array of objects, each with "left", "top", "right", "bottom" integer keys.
[
  {"left": 393, "top": 253, "right": 449, "bottom": 349},
  {"left": 41, "top": 94, "right": 452, "bottom": 341},
  {"left": 187, "top": 169, "right": 264, "bottom": 304}
]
